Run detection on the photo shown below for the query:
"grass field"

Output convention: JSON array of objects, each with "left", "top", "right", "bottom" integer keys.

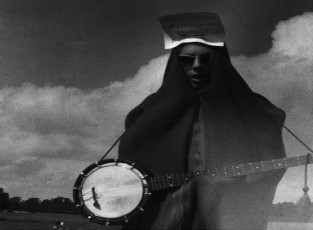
[
  {"left": 1, "top": 212, "right": 313, "bottom": 230},
  {"left": 0, "top": 211, "right": 120, "bottom": 230},
  {"left": 267, "top": 222, "right": 313, "bottom": 230}
]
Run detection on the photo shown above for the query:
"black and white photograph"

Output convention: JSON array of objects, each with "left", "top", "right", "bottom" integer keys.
[{"left": 0, "top": 1, "right": 313, "bottom": 229}]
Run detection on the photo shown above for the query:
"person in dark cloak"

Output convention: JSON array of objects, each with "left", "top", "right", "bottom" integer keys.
[{"left": 118, "top": 15, "right": 286, "bottom": 230}]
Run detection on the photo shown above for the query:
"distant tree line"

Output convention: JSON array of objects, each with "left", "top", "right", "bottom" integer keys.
[
  {"left": 1, "top": 187, "right": 313, "bottom": 222},
  {"left": 269, "top": 201, "right": 313, "bottom": 222},
  {"left": 0, "top": 188, "right": 77, "bottom": 213}
]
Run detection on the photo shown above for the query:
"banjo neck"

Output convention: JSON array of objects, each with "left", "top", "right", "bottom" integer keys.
[
  {"left": 74, "top": 154, "right": 313, "bottom": 226},
  {"left": 147, "top": 154, "right": 313, "bottom": 191}
]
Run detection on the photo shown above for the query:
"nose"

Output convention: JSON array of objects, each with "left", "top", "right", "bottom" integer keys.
[{"left": 192, "top": 57, "right": 205, "bottom": 72}]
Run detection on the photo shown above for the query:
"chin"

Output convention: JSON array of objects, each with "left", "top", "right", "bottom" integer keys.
[{"left": 192, "top": 85, "right": 204, "bottom": 91}]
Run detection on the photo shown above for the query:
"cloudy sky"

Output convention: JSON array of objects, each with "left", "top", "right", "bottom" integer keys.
[{"left": 0, "top": 0, "right": 313, "bottom": 204}]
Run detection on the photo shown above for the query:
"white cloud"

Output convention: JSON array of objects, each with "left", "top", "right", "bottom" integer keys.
[
  {"left": 0, "top": 56, "right": 169, "bottom": 199},
  {"left": 0, "top": 84, "right": 107, "bottom": 160},
  {"left": 2, "top": 13, "right": 313, "bottom": 202},
  {"left": 111, "top": 54, "right": 168, "bottom": 115},
  {"left": 231, "top": 13, "right": 313, "bottom": 162},
  {"left": 271, "top": 12, "right": 313, "bottom": 59},
  {"left": 232, "top": 12, "right": 313, "bottom": 203}
]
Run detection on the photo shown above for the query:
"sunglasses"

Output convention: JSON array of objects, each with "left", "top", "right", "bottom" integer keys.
[{"left": 177, "top": 54, "right": 211, "bottom": 65}]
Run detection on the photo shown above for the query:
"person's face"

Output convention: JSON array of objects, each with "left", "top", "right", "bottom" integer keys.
[{"left": 178, "top": 44, "right": 213, "bottom": 90}]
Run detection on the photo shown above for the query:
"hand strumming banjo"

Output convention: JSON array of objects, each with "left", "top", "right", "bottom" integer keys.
[{"left": 73, "top": 154, "right": 312, "bottom": 226}]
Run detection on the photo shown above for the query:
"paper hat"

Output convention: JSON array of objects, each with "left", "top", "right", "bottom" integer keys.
[{"left": 159, "top": 12, "right": 225, "bottom": 49}]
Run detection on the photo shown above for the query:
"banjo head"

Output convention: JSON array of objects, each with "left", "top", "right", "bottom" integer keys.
[{"left": 73, "top": 158, "right": 151, "bottom": 225}]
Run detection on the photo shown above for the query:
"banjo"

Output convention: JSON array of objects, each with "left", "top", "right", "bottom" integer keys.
[{"left": 73, "top": 154, "right": 312, "bottom": 226}]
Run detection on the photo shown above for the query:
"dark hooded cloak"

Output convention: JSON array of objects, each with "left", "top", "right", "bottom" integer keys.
[{"left": 118, "top": 43, "right": 286, "bottom": 229}]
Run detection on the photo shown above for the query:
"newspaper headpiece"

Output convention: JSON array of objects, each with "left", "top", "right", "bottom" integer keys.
[{"left": 159, "top": 12, "right": 225, "bottom": 49}]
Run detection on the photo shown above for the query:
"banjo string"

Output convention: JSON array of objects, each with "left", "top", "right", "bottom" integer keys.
[
  {"left": 83, "top": 185, "right": 142, "bottom": 197},
  {"left": 100, "top": 132, "right": 125, "bottom": 161}
]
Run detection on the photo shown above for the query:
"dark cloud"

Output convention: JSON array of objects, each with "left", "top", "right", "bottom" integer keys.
[
  {"left": 12, "top": 106, "right": 98, "bottom": 137},
  {"left": 0, "top": 0, "right": 312, "bottom": 89},
  {"left": 5, "top": 84, "right": 99, "bottom": 136},
  {"left": 0, "top": 159, "right": 12, "bottom": 167},
  {"left": 0, "top": 83, "right": 123, "bottom": 166},
  {"left": 30, "top": 138, "right": 101, "bottom": 161},
  {"left": 11, "top": 158, "right": 46, "bottom": 177}
]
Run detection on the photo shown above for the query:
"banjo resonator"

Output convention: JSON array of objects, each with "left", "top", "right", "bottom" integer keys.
[{"left": 73, "top": 158, "right": 151, "bottom": 226}]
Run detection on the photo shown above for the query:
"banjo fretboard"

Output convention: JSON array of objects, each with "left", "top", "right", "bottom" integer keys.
[{"left": 147, "top": 154, "right": 312, "bottom": 191}]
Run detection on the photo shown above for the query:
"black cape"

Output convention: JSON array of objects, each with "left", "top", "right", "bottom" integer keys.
[{"left": 118, "top": 44, "right": 286, "bottom": 229}]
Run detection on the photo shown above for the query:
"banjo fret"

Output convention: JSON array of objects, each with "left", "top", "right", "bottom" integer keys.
[{"left": 148, "top": 153, "right": 313, "bottom": 191}]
